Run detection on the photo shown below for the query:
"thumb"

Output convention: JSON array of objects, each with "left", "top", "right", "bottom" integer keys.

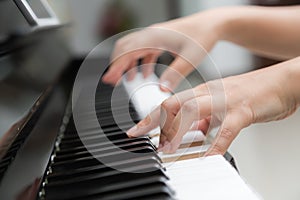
[
  {"left": 205, "top": 113, "right": 247, "bottom": 156},
  {"left": 159, "top": 57, "right": 195, "bottom": 92}
]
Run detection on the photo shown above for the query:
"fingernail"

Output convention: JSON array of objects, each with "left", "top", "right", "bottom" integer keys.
[
  {"left": 126, "top": 125, "right": 137, "bottom": 137},
  {"left": 160, "top": 81, "right": 171, "bottom": 92}
]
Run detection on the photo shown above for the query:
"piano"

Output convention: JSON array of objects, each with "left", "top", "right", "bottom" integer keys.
[{"left": 0, "top": 1, "right": 260, "bottom": 200}]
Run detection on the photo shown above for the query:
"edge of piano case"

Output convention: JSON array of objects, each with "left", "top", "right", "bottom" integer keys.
[{"left": 0, "top": 59, "right": 79, "bottom": 199}]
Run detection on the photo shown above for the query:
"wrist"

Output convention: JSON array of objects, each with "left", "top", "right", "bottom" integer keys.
[
  {"left": 283, "top": 57, "right": 300, "bottom": 108},
  {"left": 190, "top": 7, "right": 233, "bottom": 41},
  {"left": 263, "top": 57, "right": 300, "bottom": 119},
  {"left": 189, "top": 6, "right": 249, "bottom": 42},
  {"left": 214, "top": 6, "right": 262, "bottom": 42},
  {"left": 214, "top": 6, "right": 247, "bottom": 41}
]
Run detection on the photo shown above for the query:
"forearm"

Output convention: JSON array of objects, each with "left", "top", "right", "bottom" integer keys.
[
  {"left": 249, "top": 56, "right": 300, "bottom": 122},
  {"left": 220, "top": 6, "right": 300, "bottom": 60},
  {"left": 280, "top": 56, "right": 300, "bottom": 108}
]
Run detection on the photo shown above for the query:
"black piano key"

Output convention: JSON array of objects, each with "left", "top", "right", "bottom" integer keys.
[
  {"left": 49, "top": 155, "right": 162, "bottom": 180},
  {"left": 97, "top": 104, "right": 135, "bottom": 113},
  {"left": 56, "top": 137, "right": 150, "bottom": 156},
  {"left": 97, "top": 118, "right": 138, "bottom": 128},
  {"left": 51, "top": 146, "right": 159, "bottom": 171},
  {"left": 68, "top": 120, "right": 137, "bottom": 136},
  {"left": 57, "top": 138, "right": 156, "bottom": 158},
  {"left": 60, "top": 129, "right": 126, "bottom": 143},
  {"left": 78, "top": 101, "right": 135, "bottom": 115},
  {"left": 47, "top": 156, "right": 163, "bottom": 183},
  {"left": 58, "top": 131, "right": 129, "bottom": 150},
  {"left": 95, "top": 102, "right": 132, "bottom": 111},
  {"left": 45, "top": 176, "right": 173, "bottom": 200},
  {"left": 62, "top": 125, "right": 128, "bottom": 140},
  {"left": 70, "top": 183, "right": 174, "bottom": 200},
  {"left": 46, "top": 163, "right": 166, "bottom": 188},
  {"left": 54, "top": 141, "right": 156, "bottom": 163}
]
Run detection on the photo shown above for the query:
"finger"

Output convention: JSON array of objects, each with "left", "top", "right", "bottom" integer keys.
[
  {"left": 126, "top": 106, "right": 160, "bottom": 137},
  {"left": 126, "top": 62, "right": 138, "bottom": 81},
  {"left": 161, "top": 96, "right": 212, "bottom": 153},
  {"left": 141, "top": 54, "right": 158, "bottom": 78},
  {"left": 103, "top": 50, "right": 157, "bottom": 84},
  {"left": 103, "top": 48, "right": 145, "bottom": 85},
  {"left": 159, "top": 56, "right": 195, "bottom": 92},
  {"left": 205, "top": 113, "right": 247, "bottom": 156},
  {"left": 160, "top": 87, "right": 211, "bottom": 132},
  {"left": 102, "top": 57, "right": 132, "bottom": 85},
  {"left": 159, "top": 87, "right": 209, "bottom": 140},
  {"left": 190, "top": 117, "right": 211, "bottom": 134},
  {"left": 141, "top": 64, "right": 154, "bottom": 79}
]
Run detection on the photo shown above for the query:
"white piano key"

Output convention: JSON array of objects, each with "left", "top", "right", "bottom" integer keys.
[
  {"left": 166, "top": 156, "right": 261, "bottom": 200},
  {"left": 150, "top": 130, "right": 205, "bottom": 147},
  {"left": 122, "top": 73, "right": 170, "bottom": 119},
  {"left": 159, "top": 144, "right": 210, "bottom": 163}
]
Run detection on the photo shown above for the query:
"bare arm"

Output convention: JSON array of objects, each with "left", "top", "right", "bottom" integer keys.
[{"left": 220, "top": 6, "right": 300, "bottom": 60}]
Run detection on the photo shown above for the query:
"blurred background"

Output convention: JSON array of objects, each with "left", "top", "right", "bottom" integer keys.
[{"left": 1, "top": 0, "right": 300, "bottom": 199}]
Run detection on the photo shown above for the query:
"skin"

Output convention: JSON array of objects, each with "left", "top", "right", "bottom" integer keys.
[{"left": 102, "top": 6, "right": 300, "bottom": 155}]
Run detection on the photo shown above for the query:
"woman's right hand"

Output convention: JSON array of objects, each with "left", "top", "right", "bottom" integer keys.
[
  {"left": 126, "top": 57, "right": 300, "bottom": 155},
  {"left": 102, "top": 8, "right": 229, "bottom": 92}
]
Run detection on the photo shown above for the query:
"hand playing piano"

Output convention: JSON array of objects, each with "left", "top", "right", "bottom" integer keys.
[
  {"left": 102, "top": 9, "right": 225, "bottom": 92},
  {"left": 127, "top": 57, "right": 300, "bottom": 156},
  {"left": 102, "top": 5, "right": 300, "bottom": 93}
]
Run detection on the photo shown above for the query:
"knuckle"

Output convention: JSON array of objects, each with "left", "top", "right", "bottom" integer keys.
[
  {"left": 161, "top": 126, "right": 177, "bottom": 144},
  {"left": 138, "top": 115, "right": 152, "bottom": 127},
  {"left": 240, "top": 105, "right": 255, "bottom": 126},
  {"left": 161, "top": 96, "right": 181, "bottom": 115},
  {"left": 161, "top": 99, "right": 173, "bottom": 111},
  {"left": 209, "top": 127, "right": 235, "bottom": 155},
  {"left": 211, "top": 143, "right": 225, "bottom": 155},
  {"left": 220, "top": 127, "right": 234, "bottom": 140},
  {"left": 182, "top": 101, "right": 197, "bottom": 114},
  {"left": 168, "top": 125, "right": 178, "bottom": 137}
]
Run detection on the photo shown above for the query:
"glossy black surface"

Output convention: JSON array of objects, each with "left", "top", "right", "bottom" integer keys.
[
  {"left": 0, "top": 84, "right": 67, "bottom": 200},
  {"left": 0, "top": 54, "right": 80, "bottom": 199}
]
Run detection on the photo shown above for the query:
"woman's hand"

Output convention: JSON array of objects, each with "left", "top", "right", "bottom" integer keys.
[
  {"left": 102, "top": 5, "right": 300, "bottom": 92},
  {"left": 102, "top": 8, "right": 227, "bottom": 92},
  {"left": 126, "top": 58, "right": 300, "bottom": 155}
]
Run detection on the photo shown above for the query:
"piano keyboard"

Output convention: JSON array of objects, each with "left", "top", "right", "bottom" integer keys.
[
  {"left": 38, "top": 78, "right": 174, "bottom": 200},
  {"left": 37, "top": 73, "right": 260, "bottom": 200}
]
